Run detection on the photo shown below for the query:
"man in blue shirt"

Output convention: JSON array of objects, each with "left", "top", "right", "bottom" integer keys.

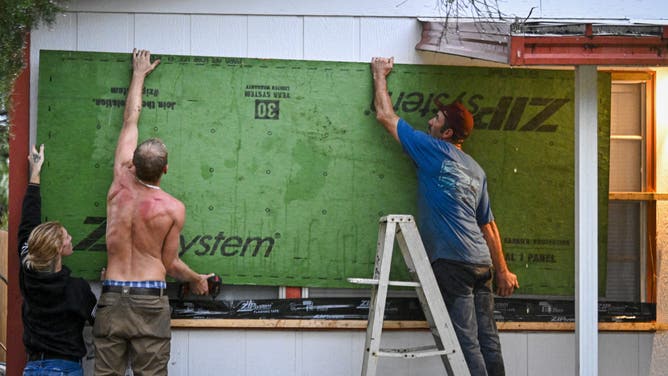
[{"left": 371, "top": 57, "right": 519, "bottom": 376}]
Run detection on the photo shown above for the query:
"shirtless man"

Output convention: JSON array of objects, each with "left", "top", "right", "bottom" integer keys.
[{"left": 94, "top": 49, "right": 212, "bottom": 376}]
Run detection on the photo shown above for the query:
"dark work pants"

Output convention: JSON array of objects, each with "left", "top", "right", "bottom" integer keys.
[{"left": 432, "top": 259, "right": 505, "bottom": 376}]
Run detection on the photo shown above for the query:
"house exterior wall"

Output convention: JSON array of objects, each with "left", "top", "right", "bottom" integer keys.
[
  {"left": 77, "top": 329, "right": 655, "bottom": 375},
  {"left": 159, "top": 330, "right": 652, "bottom": 376},
  {"left": 62, "top": 0, "right": 668, "bottom": 20},
  {"left": 24, "top": 1, "right": 668, "bottom": 375}
]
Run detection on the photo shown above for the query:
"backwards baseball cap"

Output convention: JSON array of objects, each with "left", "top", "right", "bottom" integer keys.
[{"left": 439, "top": 101, "right": 474, "bottom": 143}]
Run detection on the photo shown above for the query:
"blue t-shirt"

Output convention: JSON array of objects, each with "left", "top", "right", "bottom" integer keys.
[{"left": 397, "top": 118, "right": 493, "bottom": 265}]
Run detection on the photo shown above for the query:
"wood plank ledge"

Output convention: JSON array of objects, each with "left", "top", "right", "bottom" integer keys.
[
  {"left": 609, "top": 192, "right": 668, "bottom": 201},
  {"left": 170, "top": 319, "right": 668, "bottom": 332}
]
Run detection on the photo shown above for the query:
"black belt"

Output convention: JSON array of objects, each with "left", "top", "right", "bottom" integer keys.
[
  {"left": 102, "top": 285, "right": 165, "bottom": 296},
  {"left": 28, "top": 352, "right": 81, "bottom": 363}
]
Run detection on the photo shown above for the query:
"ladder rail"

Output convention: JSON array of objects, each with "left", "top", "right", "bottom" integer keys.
[
  {"left": 356, "top": 215, "right": 471, "bottom": 376},
  {"left": 361, "top": 220, "right": 396, "bottom": 376},
  {"left": 396, "top": 221, "right": 470, "bottom": 375}
]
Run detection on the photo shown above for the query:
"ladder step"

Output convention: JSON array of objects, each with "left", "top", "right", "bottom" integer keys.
[
  {"left": 380, "top": 214, "right": 415, "bottom": 223},
  {"left": 347, "top": 277, "right": 421, "bottom": 288},
  {"left": 375, "top": 345, "right": 454, "bottom": 359}
]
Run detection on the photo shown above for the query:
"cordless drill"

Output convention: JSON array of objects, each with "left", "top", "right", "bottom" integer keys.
[{"left": 177, "top": 274, "right": 222, "bottom": 300}]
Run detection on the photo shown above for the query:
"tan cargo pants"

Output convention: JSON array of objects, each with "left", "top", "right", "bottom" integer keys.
[{"left": 93, "top": 290, "right": 171, "bottom": 376}]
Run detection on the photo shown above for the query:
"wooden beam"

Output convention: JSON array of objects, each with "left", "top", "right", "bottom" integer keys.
[
  {"left": 171, "top": 319, "right": 429, "bottom": 330},
  {"left": 510, "top": 33, "right": 668, "bottom": 66},
  {"left": 169, "top": 319, "right": 668, "bottom": 332},
  {"left": 609, "top": 192, "right": 668, "bottom": 201}
]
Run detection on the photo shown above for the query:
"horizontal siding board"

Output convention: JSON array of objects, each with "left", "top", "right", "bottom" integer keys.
[
  {"left": 247, "top": 16, "right": 303, "bottom": 59},
  {"left": 527, "top": 333, "right": 575, "bottom": 376},
  {"left": 186, "top": 330, "right": 247, "bottom": 375},
  {"left": 64, "top": 0, "right": 452, "bottom": 17},
  {"left": 500, "top": 332, "right": 528, "bottom": 376},
  {"left": 304, "top": 17, "right": 359, "bottom": 62},
  {"left": 360, "top": 18, "right": 422, "bottom": 64},
  {"left": 191, "top": 15, "right": 248, "bottom": 57},
  {"left": 77, "top": 13, "right": 134, "bottom": 53},
  {"left": 64, "top": 0, "right": 667, "bottom": 20},
  {"left": 639, "top": 332, "right": 653, "bottom": 376},
  {"left": 301, "top": 331, "right": 357, "bottom": 376},
  {"left": 168, "top": 330, "right": 189, "bottom": 375},
  {"left": 244, "top": 331, "right": 298, "bottom": 376},
  {"left": 134, "top": 14, "right": 190, "bottom": 55},
  {"left": 599, "top": 332, "right": 639, "bottom": 375},
  {"left": 82, "top": 327, "right": 656, "bottom": 376}
]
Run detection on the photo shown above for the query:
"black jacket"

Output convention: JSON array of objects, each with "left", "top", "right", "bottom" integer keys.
[{"left": 18, "top": 184, "right": 97, "bottom": 359}]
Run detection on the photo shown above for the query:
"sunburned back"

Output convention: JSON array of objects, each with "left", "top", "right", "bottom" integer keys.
[{"left": 105, "top": 171, "right": 179, "bottom": 281}]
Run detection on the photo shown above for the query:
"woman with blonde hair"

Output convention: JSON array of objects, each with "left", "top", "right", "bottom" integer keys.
[{"left": 18, "top": 144, "right": 97, "bottom": 375}]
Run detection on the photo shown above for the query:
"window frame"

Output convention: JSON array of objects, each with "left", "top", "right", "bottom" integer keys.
[{"left": 607, "top": 71, "right": 658, "bottom": 303}]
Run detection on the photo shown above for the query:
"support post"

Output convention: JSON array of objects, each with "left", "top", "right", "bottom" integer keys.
[
  {"left": 574, "top": 65, "right": 598, "bottom": 376},
  {"left": 7, "top": 34, "right": 30, "bottom": 376}
]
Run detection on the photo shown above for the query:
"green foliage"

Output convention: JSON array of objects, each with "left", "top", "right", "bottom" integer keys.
[
  {"left": 0, "top": 0, "right": 65, "bottom": 108},
  {"left": 0, "top": 0, "right": 67, "bottom": 229}
]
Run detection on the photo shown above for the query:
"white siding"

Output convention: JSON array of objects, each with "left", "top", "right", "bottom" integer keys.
[
  {"left": 64, "top": 0, "right": 668, "bottom": 20},
  {"left": 190, "top": 15, "right": 248, "bottom": 57},
  {"left": 500, "top": 332, "right": 528, "bottom": 376},
  {"left": 81, "top": 329, "right": 655, "bottom": 375},
  {"left": 359, "top": 18, "right": 423, "bottom": 63},
  {"left": 134, "top": 14, "right": 191, "bottom": 55},
  {"left": 77, "top": 13, "right": 134, "bottom": 53},
  {"left": 247, "top": 16, "right": 303, "bottom": 59},
  {"left": 303, "top": 17, "right": 360, "bottom": 62}
]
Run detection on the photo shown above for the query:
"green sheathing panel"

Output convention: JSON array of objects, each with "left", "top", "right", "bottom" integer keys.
[{"left": 37, "top": 50, "right": 610, "bottom": 295}]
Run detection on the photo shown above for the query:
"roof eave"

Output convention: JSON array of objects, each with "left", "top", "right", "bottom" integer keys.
[{"left": 416, "top": 20, "right": 668, "bottom": 66}]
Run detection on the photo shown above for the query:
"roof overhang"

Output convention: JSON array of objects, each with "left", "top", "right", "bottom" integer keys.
[{"left": 416, "top": 19, "right": 668, "bottom": 66}]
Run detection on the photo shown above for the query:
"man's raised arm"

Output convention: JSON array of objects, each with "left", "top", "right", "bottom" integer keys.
[
  {"left": 371, "top": 57, "right": 400, "bottom": 142},
  {"left": 114, "top": 49, "right": 160, "bottom": 177}
]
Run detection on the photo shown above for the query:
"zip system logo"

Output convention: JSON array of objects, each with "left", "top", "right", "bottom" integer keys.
[
  {"left": 366, "top": 91, "right": 570, "bottom": 132},
  {"left": 73, "top": 216, "right": 277, "bottom": 258}
]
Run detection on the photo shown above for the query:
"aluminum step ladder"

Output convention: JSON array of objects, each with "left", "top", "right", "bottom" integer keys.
[{"left": 348, "top": 215, "right": 470, "bottom": 376}]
